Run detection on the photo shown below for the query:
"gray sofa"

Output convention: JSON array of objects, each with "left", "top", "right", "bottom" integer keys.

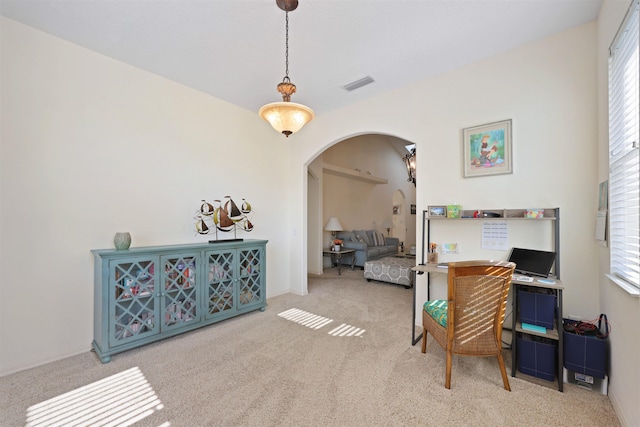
[{"left": 336, "top": 229, "right": 399, "bottom": 268}]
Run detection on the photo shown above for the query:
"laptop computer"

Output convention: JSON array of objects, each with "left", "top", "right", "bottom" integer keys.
[{"left": 507, "top": 247, "right": 556, "bottom": 278}]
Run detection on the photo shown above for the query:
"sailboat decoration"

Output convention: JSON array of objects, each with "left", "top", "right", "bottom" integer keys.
[{"left": 195, "top": 196, "right": 254, "bottom": 242}]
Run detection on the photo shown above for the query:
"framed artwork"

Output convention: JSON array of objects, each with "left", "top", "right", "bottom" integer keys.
[
  {"left": 463, "top": 119, "right": 512, "bottom": 178},
  {"left": 428, "top": 206, "right": 446, "bottom": 217},
  {"left": 410, "top": 204, "right": 416, "bottom": 215}
]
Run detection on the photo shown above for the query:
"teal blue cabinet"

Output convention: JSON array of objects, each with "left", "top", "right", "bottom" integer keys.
[{"left": 92, "top": 240, "right": 267, "bottom": 363}]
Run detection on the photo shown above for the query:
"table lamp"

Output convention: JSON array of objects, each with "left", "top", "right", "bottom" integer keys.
[
  {"left": 324, "top": 217, "right": 343, "bottom": 238},
  {"left": 381, "top": 218, "right": 392, "bottom": 235}
]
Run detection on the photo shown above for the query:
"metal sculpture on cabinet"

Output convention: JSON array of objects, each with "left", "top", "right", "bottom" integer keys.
[{"left": 195, "top": 196, "right": 254, "bottom": 242}]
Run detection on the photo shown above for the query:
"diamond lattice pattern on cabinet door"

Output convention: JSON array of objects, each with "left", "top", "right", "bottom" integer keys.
[
  {"left": 208, "top": 252, "right": 234, "bottom": 314},
  {"left": 113, "top": 260, "right": 156, "bottom": 341},
  {"left": 164, "top": 256, "right": 198, "bottom": 326},
  {"left": 239, "top": 249, "right": 261, "bottom": 305}
]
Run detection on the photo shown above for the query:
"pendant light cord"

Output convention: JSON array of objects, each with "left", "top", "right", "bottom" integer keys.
[{"left": 284, "top": 10, "right": 290, "bottom": 82}]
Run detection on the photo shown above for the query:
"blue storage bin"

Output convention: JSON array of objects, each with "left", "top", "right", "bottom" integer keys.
[
  {"left": 517, "top": 335, "right": 556, "bottom": 381},
  {"left": 518, "top": 290, "right": 556, "bottom": 329},
  {"left": 563, "top": 320, "right": 608, "bottom": 379}
]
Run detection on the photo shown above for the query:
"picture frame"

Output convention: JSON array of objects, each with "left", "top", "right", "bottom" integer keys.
[
  {"left": 410, "top": 204, "right": 416, "bottom": 215},
  {"left": 428, "top": 206, "right": 446, "bottom": 217},
  {"left": 463, "top": 119, "right": 512, "bottom": 178}
]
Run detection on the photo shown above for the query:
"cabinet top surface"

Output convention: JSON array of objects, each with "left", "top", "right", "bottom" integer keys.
[{"left": 92, "top": 239, "right": 268, "bottom": 257}]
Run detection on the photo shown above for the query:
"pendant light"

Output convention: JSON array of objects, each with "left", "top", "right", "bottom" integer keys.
[
  {"left": 404, "top": 146, "right": 416, "bottom": 186},
  {"left": 258, "top": 0, "right": 314, "bottom": 137}
]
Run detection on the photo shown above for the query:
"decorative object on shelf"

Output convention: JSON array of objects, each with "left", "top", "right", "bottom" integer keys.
[
  {"left": 195, "top": 196, "right": 254, "bottom": 243},
  {"left": 258, "top": 0, "right": 314, "bottom": 137},
  {"left": 446, "top": 205, "right": 461, "bottom": 218},
  {"left": 428, "top": 206, "right": 446, "bottom": 217},
  {"left": 525, "top": 209, "right": 545, "bottom": 218},
  {"left": 427, "top": 243, "right": 438, "bottom": 264},
  {"left": 333, "top": 239, "right": 343, "bottom": 252},
  {"left": 403, "top": 145, "right": 416, "bottom": 185},
  {"left": 463, "top": 119, "right": 512, "bottom": 178},
  {"left": 381, "top": 218, "right": 392, "bottom": 236},
  {"left": 113, "top": 232, "right": 131, "bottom": 250},
  {"left": 393, "top": 205, "right": 400, "bottom": 215},
  {"left": 324, "top": 217, "right": 343, "bottom": 238}
]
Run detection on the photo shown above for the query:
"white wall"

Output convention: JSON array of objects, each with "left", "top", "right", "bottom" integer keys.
[
  {"left": 596, "top": 1, "right": 640, "bottom": 425},
  {"left": 293, "top": 22, "right": 600, "bottom": 317},
  {"left": 0, "top": 17, "right": 291, "bottom": 375}
]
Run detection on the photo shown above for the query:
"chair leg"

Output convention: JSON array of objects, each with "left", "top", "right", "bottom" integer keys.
[
  {"left": 496, "top": 353, "right": 511, "bottom": 391},
  {"left": 445, "top": 350, "right": 452, "bottom": 389},
  {"left": 421, "top": 327, "right": 427, "bottom": 353}
]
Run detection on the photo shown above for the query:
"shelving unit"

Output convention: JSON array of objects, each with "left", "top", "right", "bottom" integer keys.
[
  {"left": 92, "top": 239, "right": 267, "bottom": 363},
  {"left": 418, "top": 208, "right": 563, "bottom": 391}
]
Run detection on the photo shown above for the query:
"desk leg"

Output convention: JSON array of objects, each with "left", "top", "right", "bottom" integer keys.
[
  {"left": 511, "top": 285, "right": 518, "bottom": 378},
  {"left": 411, "top": 269, "right": 427, "bottom": 346}
]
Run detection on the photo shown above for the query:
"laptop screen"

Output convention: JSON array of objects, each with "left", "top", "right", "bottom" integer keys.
[{"left": 507, "top": 247, "right": 556, "bottom": 277}]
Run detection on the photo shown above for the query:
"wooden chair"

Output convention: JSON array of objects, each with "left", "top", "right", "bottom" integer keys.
[{"left": 421, "top": 260, "right": 515, "bottom": 390}]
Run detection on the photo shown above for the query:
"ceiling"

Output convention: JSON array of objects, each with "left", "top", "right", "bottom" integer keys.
[{"left": 1, "top": 0, "right": 602, "bottom": 117}]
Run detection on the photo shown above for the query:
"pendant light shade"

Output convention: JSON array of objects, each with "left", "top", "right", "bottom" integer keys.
[
  {"left": 259, "top": 0, "right": 314, "bottom": 137},
  {"left": 259, "top": 101, "right": 314, "bottom": 137}
]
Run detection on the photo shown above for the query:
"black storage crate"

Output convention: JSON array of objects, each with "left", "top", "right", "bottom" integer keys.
[
  {"left": 518, "top": 289, "right": 556, "bottom": 329},
  {"left": 563, "top": 319, "right": 608, "bottom": 379},
  {"left": 517, "top": 334, "right": 557, "bottom": 381}
]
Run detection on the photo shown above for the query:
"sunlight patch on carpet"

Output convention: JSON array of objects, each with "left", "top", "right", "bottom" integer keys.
[
  {"left": 25, "top": 366, "right": 166, "bottom": 427},
  {"left": 328, "top": 323, "right": 366, "bottom": 337},
  {"left": 278, "top": 308, "right": 333, "bottom": 329},
  {"left": 278, "top": 308, "right": 365, "bottom": 337}
]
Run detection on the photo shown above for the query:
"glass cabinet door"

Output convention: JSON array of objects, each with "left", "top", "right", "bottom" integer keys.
[
  {"left": 238, "top": 247, "right": 263, "bottom": 309},
  {"left": 110, "top": 258, "right": 159, "bottom": 346},
  {"left": 161, "top": 253, "right": 200, "bottom": 331},
  {"left": 205, "top": 250, "right": 235, "bottom": 319}
]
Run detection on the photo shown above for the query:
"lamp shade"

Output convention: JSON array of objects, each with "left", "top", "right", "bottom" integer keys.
[
  {"left": 380, "top": 218, "right": 392, "bottom": 230},
  {"left": 324, "top": 217, "right": 343, "bottom": 232},
  {"left": 259, "top": 102, "right": 314, "bottom": 137}
]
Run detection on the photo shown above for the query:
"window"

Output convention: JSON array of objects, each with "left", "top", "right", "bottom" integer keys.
[{"left": 608, "top": 0, "right": 640, "bottom": 293}]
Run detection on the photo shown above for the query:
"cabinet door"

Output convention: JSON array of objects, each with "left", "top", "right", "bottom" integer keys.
[
  {"left": 205, "top": 250, "right": 235, "bottom": 320},
  {"left": 237, "top": 246, "right": 265, "bottom": 310},
  {"left": 161, "top": 253, "right": 201, "bottom": 331},
  {"left": 109, "top": 257, "right": 160, "bottom": 347}
]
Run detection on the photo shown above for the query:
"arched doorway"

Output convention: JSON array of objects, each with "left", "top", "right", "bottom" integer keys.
[{"left": 305, "top": 133, "right": 417, "bottom": 291}]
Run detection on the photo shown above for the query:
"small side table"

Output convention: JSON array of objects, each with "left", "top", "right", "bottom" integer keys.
[{"left": 323, "top": 248, "right": 356, "bottom": 275}]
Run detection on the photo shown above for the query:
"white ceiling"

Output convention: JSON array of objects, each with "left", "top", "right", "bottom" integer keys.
[{"left": 1, "top": 0, "right": 602, "bottom": 117}]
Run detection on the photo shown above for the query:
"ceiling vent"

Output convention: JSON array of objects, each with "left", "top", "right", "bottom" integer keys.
[{"left": 342, "top": 76, "right": 375, "bottom": 92}]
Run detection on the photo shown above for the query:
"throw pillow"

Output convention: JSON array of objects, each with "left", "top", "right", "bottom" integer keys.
[
  {"left": 354, "top": 230, "right": 371, "bottom": 246},
  {"left": 371, "top": 232, "right": 380, "bottom": 246},
  {"left": 377, "top": 232, "right": 385, "bottom": 246}
]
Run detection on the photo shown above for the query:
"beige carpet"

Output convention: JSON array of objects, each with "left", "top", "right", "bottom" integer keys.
[{"left": 0, "top": 269, "right": 619, "bottom": 426}]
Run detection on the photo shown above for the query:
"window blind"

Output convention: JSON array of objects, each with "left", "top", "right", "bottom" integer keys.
[{"left": 608, "top": 0, "right": 640, "bottom": 289}]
